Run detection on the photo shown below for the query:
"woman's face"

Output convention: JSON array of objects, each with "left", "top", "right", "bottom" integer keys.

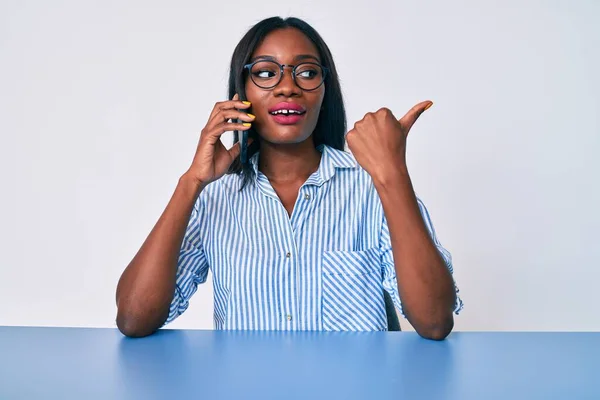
[{"left": 245, "top": 28, "right": 325, "bottom": 145}]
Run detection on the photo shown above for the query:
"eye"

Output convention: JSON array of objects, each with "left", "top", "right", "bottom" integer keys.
[
  {"left": 254, "top": 70, "right": 277, "bottom": 79},
  {"left": 250, "top": 61, "right": 280, "bottom": 80},
  {"left": 297, "top": 69, "right": 318, "bottom": 79},
  {"left": 295, "top": 63, "right": 323, "bottom": 80}
]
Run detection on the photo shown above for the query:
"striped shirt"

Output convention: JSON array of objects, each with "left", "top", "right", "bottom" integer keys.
[{"left": 166, "top": 144, "right": 463, "bottom": 331}]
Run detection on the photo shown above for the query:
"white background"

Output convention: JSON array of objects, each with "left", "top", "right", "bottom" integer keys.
[{"left": 1, "top": 0, "right": 598, "bottom": 332}]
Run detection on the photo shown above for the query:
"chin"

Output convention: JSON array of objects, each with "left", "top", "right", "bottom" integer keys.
[
  {"left": 264, "top": 135, "right": 309, "bottom": 145},
  {"left": 259, "top": 128, "right": 311, "bottom": 145}
]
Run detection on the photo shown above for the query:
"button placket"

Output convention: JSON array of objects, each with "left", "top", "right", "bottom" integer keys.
[{"left": 282, "top": 221, "right": 298, "bottom": 329}]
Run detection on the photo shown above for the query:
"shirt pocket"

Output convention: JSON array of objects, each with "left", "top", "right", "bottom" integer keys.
[{"left": 321, "top": 247, "right": 387, "bottom": 331}]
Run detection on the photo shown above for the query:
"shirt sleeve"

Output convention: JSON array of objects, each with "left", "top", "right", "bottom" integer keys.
[
  {"left": 380, "top": 196, "right": 464, "bottom": 318},
  {"left": 163, "top": 195, "right": 210, "bottom": 325}
]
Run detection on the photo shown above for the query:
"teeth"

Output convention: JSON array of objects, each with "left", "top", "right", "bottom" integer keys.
[{"left": 271, "top": 109, "right": 302, "bottom": 115}]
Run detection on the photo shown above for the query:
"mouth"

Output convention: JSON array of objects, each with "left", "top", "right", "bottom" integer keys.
[{"left": 268, "top": 102, "right": 307, "bottom": 125}]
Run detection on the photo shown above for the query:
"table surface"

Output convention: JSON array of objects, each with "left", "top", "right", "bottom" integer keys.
[{"left": 1, "top": 327, "right": 599, "bottom": 400}]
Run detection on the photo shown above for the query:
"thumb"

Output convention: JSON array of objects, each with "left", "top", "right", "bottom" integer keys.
[
  {"left": 228, "top": 141, "right": 242, "bottom": 160},
  {"left": 399, "top": 100, "right": 433, "bottom": 132},
  {"left": 232, "top": 93, "right": 239, "bottom": 101},
  {"left": 228, "top": 137, "right": 254, "bottom": 159}
]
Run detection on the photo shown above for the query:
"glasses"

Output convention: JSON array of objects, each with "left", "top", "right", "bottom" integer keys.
[{"left": 243, "top": 60, "right": 328, "bottom": 91}]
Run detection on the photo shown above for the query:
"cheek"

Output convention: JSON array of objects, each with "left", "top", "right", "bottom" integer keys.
[
  {"left": 245, "top": 88, "right": 269, "bottom": 111},
  {"left": 316, "top": 90, "right": 325, "bottom": 112},
  {"left": 244, "top": 82, "right": 257, "bottom": 103},
  {"left": 310, "top": 92, "right": 325, "bottom": 121}
]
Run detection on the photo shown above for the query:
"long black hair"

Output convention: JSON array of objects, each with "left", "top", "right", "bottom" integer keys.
[{"left": 226, "top": 16, "right": 346, "bottom": 189}]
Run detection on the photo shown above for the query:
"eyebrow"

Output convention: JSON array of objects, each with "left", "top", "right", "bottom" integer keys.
[{"left": 249, "top": 54, "right": 321, "bottom": 63}]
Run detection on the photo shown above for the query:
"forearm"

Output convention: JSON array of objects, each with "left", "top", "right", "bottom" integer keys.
[
  {"left": 116, "top": 173, "right": 204, "bottom": 337},
  {"left": 374, "top": 169, "right": 456, "bottom": 340}
]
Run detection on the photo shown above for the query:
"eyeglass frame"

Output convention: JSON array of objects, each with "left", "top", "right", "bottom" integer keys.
[{"left": 243, "top": 59, "right": 329, "bottom": 91}]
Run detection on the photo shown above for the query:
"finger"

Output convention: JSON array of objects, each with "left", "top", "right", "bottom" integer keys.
[
  {"left": 203, "top": 122, "right": 252, "bottom": 144},
  {"left": 214, "top": 121, "right": 252, "bottom": 136},
  {"left": 219, "top": 109, "right": 256, "bottom": 123},
  {"left": 205, "top": 109, "right": 255, "bottom": 132},
  {"left": 208, "top": 99, "right": 252, "bottom": 122},
  {"left": 398, "top": 101, "right": 433, "bottom": 132}
]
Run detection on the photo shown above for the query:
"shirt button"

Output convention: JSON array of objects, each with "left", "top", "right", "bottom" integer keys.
[
  {"left": 305, "top": 194, "right": 311, "bottom": 200},
  {"left": 286, "top": 252, "right": 291, "bottom": 258},
  {"left": 286, "top": 315, "right": 293, "bottom": 321}
]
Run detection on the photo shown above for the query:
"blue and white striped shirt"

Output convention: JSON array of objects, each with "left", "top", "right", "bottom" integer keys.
[{"left": 166, "top": 144, "right": 462, "bottom": 331}]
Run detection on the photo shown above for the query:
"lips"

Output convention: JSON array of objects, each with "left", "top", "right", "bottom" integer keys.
[
  {"left": 268, "top": 102, "right": 306, "bottom": 114},
  {"left": 268, "top": 102, "right": 306, "bottom": 125}
]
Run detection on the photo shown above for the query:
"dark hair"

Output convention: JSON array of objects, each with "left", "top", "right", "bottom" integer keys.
[{"left": 227, "top": 16, "right": 346, "bottom": 189}]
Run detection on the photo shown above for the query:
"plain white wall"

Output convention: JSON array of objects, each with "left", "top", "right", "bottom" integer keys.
[{"left": 1, "top": 0, "right": 598, "bottom": 331}]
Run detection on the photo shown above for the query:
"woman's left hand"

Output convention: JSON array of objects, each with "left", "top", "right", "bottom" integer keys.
[{"left": 346, "top": 101, "right": 433, "bottom": 184}]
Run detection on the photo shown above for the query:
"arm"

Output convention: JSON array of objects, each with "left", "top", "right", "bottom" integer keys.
[
  {"left": 346, "top": 101, "right": 459, "bottom": 340},
  {"left": 374, "top": 170, "right": 456, "bottom": 340},
  {"left": 116, "top": 96, "right": 253, "bottom": 337},
  {"left": 116, "top": 174, "right": 203, "bottom": 337}
]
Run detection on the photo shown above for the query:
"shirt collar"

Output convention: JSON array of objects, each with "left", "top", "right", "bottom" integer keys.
[{"left": 249, "top": 144, "right": 357, "bottom": 187}]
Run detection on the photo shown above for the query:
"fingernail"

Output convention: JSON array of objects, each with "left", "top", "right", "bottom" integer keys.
[
  {"left": 242, "top": 101, "right": 251, "bottom": 105},
  {"left": 424, "top": 102, "right": 433, "bottom": 111},
  {"left": 247, "top": 113, "right": 256, "bottom": 119},
  {"left": 242, "top": 123, "right": 251, "bottom": 127}
]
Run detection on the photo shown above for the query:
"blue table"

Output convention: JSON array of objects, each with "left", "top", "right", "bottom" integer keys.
[{"left": 0, "top": 327, "right": 598, "bottom": 399}]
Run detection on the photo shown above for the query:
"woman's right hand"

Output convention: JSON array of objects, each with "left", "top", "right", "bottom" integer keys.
[{"left": 185, "top": 94, "right": 254, "bottom": 188}]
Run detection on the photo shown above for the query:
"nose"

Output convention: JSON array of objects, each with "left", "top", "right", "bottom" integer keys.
[{"left": 273, "top": 65, "right": 301, "bottom": 97}]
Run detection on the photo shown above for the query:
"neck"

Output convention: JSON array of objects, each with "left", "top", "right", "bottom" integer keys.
[{"left": 258, "top": 139, "right": 322, "bottom": 184}]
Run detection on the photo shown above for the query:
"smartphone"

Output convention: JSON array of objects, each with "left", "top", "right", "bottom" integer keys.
[{"left": 237, "top": 93, "right": 250, "bottom": 164}]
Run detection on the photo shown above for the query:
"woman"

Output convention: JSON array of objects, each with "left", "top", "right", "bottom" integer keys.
[{"left": 116, "top": 16, "right": 462, "bottom": 339}]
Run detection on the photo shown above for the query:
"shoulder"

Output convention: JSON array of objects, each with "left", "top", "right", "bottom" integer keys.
[
  {"left": 323, "top": 145, "right": 375, "bottom": 188},
  {"left": 196, "top": 173, "right": 243, "bottom": 208}
]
